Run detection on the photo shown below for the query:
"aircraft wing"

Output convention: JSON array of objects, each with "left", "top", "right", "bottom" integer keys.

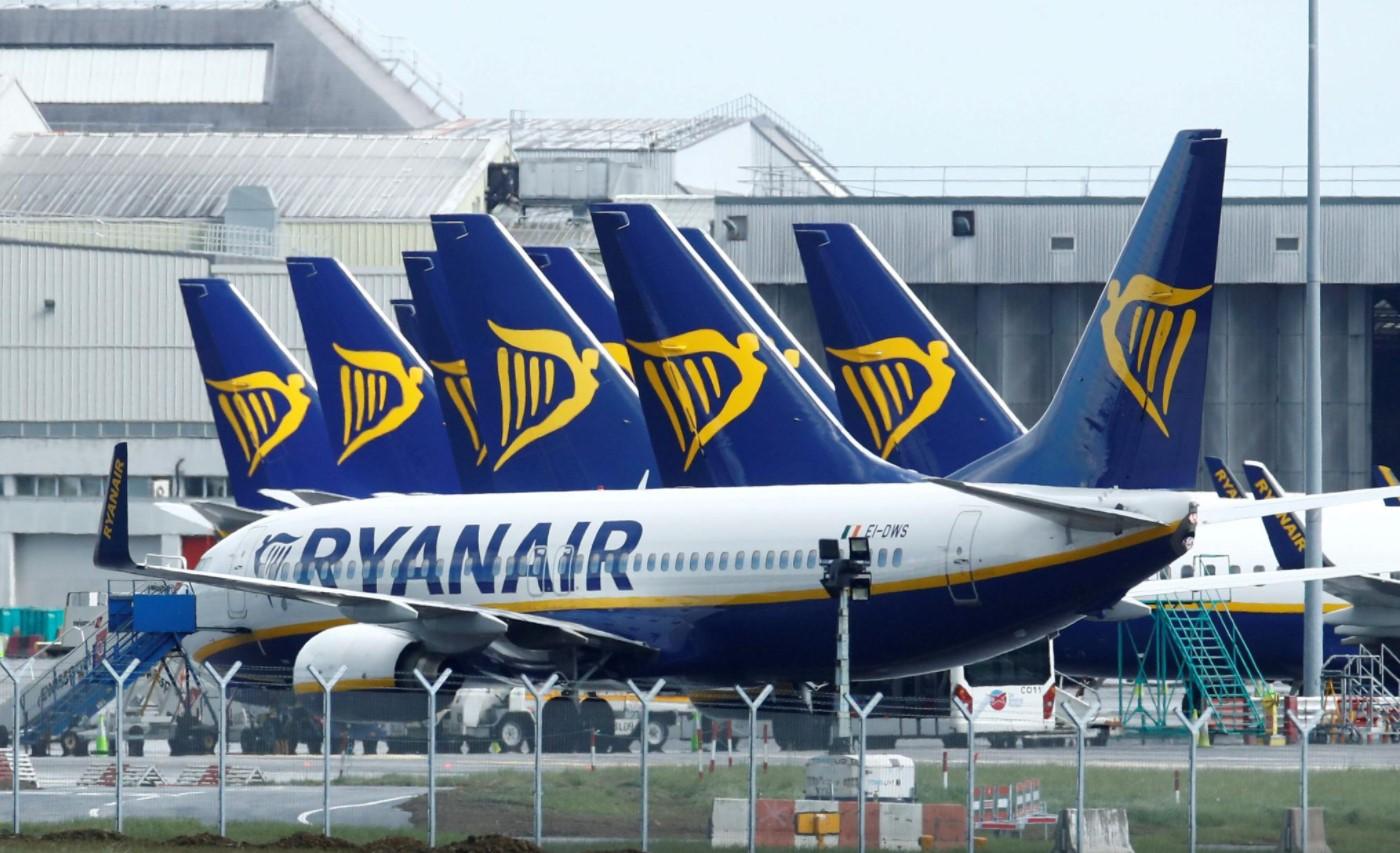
[
  {"left": 1197, "top": 485, "right": 1400, "bottom": 524},
  {"left": 1130, "top": 564, "right": 1396, "bottom": 599},
  {"left": 97, "top": 444, "right": 652, "bottom": 658},
  {"left": 103, "top": 559, "right": 652, "bottom": 656}
]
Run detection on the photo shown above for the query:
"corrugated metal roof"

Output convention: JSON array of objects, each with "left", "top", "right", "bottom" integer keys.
[{"left": 0, "top": 132, "right": 507, "bottom": 218}]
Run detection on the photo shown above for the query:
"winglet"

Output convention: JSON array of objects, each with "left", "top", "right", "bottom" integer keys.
[
  {"left": 94, "top": 442, "right": 137, "bottom": 569},
  {"left": 1204, "top": 455, "right": 1248, "bottom": 499}
]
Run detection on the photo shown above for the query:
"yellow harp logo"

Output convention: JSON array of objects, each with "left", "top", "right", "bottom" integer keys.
[
  {"left": 601, "top": 342, "right": 635, "bottom": 379},
  {"left": 628, "top": 330, "right": 767, "bottom": 471},
  {"left": 491, "top": 321, "right": 601, "bottom": 471},
  {"left": 333, "top": 344, "right": 426, "bottom": 464},
  {"left": 825, "top": 338, "right": 956, "bottom": 459},
  {"left": 428, "top": 358, "right": 489, "bottom": 466},
  {"left": 205, "top": 372, "right": 313, "bottom": 476},
  {"left": 1100, "top": 274, "right": 1213, "bottom": 437}
]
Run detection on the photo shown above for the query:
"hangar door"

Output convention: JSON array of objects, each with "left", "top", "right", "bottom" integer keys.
[{"left": 16, "top": 534, "right": 160, "bottom": 610}]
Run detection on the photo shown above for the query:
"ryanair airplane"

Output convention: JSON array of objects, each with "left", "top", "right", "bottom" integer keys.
[
  {"left": 420, "top": 215, "right": 660, "bottom": 491},
  {"left": 679, "top": 226, "right": 839, "bottom": 414},
  {"left": 525, "top": 245, "right": 635, "bottom": 380},
  {"left": 287, "top": 257, "right": 463, "bottom": 495},
  {"left": 793, "top": 221, "right": 1025, "bottom": 477},
  {"left": 179, "top": 277, "right": 352, "bottom": 511}
]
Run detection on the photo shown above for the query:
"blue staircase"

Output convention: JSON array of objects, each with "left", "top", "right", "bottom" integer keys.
[{"left": 14, "top": 584, "right": 196, "bottom": 747}]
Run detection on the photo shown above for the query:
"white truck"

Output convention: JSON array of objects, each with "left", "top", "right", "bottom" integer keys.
[{"left": 442, "top": 686, "right": 698, "bottom": 753}]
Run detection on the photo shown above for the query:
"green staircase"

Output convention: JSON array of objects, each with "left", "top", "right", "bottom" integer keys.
[
  {"left": 1117, "top": 556, "right": 1269, "bottom": 737},
  {"left": 1155, "top": 595, "right": 1268, "bottom": 734}
]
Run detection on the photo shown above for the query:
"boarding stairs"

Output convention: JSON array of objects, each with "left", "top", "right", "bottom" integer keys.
[
  {"left": 1154, "top": 586, "right": 1268, "bottom": 735},
  {"left": 1321, "top": 644, "right": 1400, "bottom": 739},
  {"left": 0, "top": 574, "right": 196, "bottom": 749}
]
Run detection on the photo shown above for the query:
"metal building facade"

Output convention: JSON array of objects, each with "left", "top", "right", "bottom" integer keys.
[{"left": 722, "top": 197, "right": 1390, "bottom": 493}]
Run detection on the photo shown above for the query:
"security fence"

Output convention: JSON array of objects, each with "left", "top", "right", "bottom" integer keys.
[{"left": 0, "top": 654, "right": 1392, "bottom": 851}]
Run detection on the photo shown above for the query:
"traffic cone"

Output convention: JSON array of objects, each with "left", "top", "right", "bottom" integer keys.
[
  {"left": 95, "top": 716, "right": 109, "bottom": 756},
  {"left": 1194, "top": 710, "right": 1211, "bottom": 749}
]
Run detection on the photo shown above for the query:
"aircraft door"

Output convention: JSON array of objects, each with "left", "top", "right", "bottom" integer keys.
[
  {"left": 945, "top": 510, "right": 981, "bottom": 606},
  {"left": 553, "top": 544, "right": 576, "bottom": 593},
  {"left": 227, "top": 547, "right": 248, "bottom": 619}
]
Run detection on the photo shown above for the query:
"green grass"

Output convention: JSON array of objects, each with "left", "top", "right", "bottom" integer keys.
[{"left": 2, "top": 762, "right": 1398, "bottom": 851}]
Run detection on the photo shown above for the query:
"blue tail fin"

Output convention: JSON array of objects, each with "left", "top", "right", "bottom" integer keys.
[
  {"left": 1203, "top": 455, "right": 1247, "bottom": 499},
  {"left": 428, "top": 214, "right": 660, "bottom": 491},
  {"left": 678, "top": 227, "right": 839, "bottom": 415},
  {"left": 525, "top": 246, "right": 635, "bottom": 380},
  {"left": 285, "top": 257, "right": 461, "bottom": 494},
  {"left": 400, "top": 252, "right": 495, "bottom": 492},
  {"left": 179, "top": 277, "right": 352, "bottom": 509},
  {"left": 1376, "top": 465, "right": 1400, "bottom": 507},
  {"left": 390, "top": 298, "right": 428, "bottom": 363},
  {"left": 954, "top": 130, "right": 1227, "bottom": 488},
  {"left": 94, "top": 443, "right": 135, "bottom": 569},
  {"left": 1239, "top": 459, "right": 1329, "bottom": 568},
  {"left": 794, "top": 222, "right": 1025, "bottom": 476},
  {"left": 590, "top": 202, "right": 915, "bottom": 486}
]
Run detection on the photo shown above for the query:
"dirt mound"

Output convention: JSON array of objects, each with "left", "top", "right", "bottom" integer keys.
[
  {"left": 259, "top": 831, "right": 359, "bottom": 849},
  {"left": 439, "top": 835, "right": 543, "bottom": 853},
  {"left": 40, "top": 829, "right": 128, "bottom": 842},
  {"left": 170, "top": 832, "right": 246, "bottom": 848},
  {"left": 359, "top": 837, "right": 429, "bottom": 853}
]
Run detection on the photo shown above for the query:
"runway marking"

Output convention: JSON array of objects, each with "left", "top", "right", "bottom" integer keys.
[
  {"left": 84, "top": 790, "right": 209, "bottom": 818},
  {"left": 297, "top": 793, "right": 417, "bottom": 825}
]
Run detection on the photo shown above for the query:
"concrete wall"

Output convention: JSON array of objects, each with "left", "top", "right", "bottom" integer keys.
[{"left": 0, "top": 5, "right": 439, "bottom": 132}]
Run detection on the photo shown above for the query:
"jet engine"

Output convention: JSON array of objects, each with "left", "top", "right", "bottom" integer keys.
[{"left": 292, "top": 624, "right": 457, "bottom": 722}]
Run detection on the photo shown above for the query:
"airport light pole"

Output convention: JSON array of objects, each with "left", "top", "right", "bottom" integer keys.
[
  {"left": 1302, "top": 0, "right": 1325, "bottom": 699},
  {"left": 819, "top": 537, "right": 872, "bottom": 752}
]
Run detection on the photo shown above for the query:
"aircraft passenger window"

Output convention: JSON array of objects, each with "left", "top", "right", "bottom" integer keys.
[
  {"left": 659, "top": 554, "right": 670, "bottom": 572},
  {"left": 808, "top": 550, "right": 818, "bottom": 569},
  {"left": 391, "top": 559, "right": 403, "bottom": 581},
  {"left": 719, "top": 552, "right": 728, "bottom": 570},
  {"left": 735, "top": 551, "right": 745, "bottom": 570},
  {"left": 632, "top": 553, "right": 643, "bottom": 573},
  {"left": 779, "top": 551, "right": 790, "bottom": 570},
  {"left": 705, "top": 552, "right": 715, "bottom": 571},
  {"left": 765, "top": 551, "right": 775, "bottom": 570},
  {"left": 1229, "top": 564, "right": 1241, "bottom": 575},
  {"left": 892, "top": 548, "right": 903, "bottom": 567},
  {"left": 1181, "top": 565, "right": 1194, "bottom": 578},
  {"left": 752, "top": 550, "right": 761, "bottom": 570},
  {"left": 646, "top": 554, "right": 656, "bottom": 572},
  {"left": 878, "top": 549, "right": 888, "bottom": 568},
  {"left": 1254, "top": 565, "right": 1266, "bottom": 573},
  {"left": 676, "top": 552, "right": 685, "bottom": 572},
  {"left": 346, "top": 561, "right": 357, "bottom": 580}
]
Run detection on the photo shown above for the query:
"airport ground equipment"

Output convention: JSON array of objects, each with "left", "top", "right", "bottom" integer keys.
[
  {"left": 1319, "top": 644, "right": 1400, "bottom": 742},
  {"left": 1118, "top": 565, "right": 1268, "bottom": 737},
  {"left": 443, "top": 684, "right": 695, "bottom": 753},
  {"left": 2, "top": 577, "right": 197, "bottom": 755}
]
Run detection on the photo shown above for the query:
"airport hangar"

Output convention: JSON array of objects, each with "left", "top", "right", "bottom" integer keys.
[{"left": 0, "top": 0, "right": 1394, "bottom": 614}]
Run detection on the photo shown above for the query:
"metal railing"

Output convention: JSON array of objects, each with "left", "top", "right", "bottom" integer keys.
[
  {"left": 654, "top": 94, "right": 827, "bottom": 159},
  {"left": 742, "top": 163, "right": 1400, "bottom": 198},
  {"left": 0, "top": 212, "right": 281, "bottom": 259},
  {"left": 308, "top": 0, "right": 467, "bottom": 121}
]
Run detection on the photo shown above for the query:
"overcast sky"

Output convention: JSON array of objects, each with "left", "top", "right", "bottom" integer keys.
[{"left": 335, "top": 0, "right": 1394, "bottom": 168}]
